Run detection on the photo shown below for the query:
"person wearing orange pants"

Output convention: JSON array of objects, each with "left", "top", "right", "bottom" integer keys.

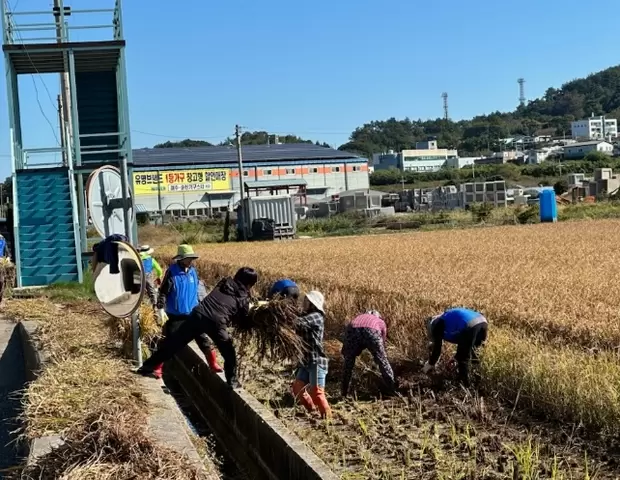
[{"left": 291, "top": 291, "right": 331, "bottom": 418}]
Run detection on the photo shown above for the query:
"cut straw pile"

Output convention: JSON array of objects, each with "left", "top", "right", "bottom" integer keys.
[
  {"left": 235, "top": 297, "right": 308, "bottom": 364},
  {"left": 15, "top": 405, "right": 204, "bottom": 480}
]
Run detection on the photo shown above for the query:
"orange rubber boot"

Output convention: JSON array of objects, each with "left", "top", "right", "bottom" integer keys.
[
  {"left": 207, "top": 350, "right": 223, "bottom": 373},
  {"left": 152, "top": 363, "right": 164, "bottom": 379},
  {"left": 291, "top": 380, "right": 315, "bottom": 412},
  {"left": 310, "top": 386, "right": 332, "bottom": 419}
]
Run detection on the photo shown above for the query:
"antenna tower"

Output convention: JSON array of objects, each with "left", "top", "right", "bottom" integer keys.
[
  {"left": 441, "top": 92, "right": 449, "bottom": 121},
  {"left": 518, "top": 78, "right": 526, "bottom": 106}
]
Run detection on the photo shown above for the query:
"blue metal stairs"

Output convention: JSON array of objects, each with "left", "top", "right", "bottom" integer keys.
[
  {"left": 76, "top": 71, "right": 120, "bottom": 164},
  {"left": 15, "top": 169, "right": 79, "bottom": 287}
]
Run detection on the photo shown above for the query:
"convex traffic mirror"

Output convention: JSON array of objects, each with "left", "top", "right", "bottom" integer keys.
[{"left": 93, "top": 240, "right": 145, "bottom": 318}]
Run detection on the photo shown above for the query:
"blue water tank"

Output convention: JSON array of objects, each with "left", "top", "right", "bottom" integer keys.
[{"left": 539, "top": 188, "right": 557, "bottom": 223}]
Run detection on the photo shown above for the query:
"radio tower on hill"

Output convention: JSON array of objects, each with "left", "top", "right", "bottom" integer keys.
[
  {"left": 518, "top": 78, "right": 526, "bottom": 106},
  {"left": 442, "top": 92, "right": 449, "bottom": 121}
]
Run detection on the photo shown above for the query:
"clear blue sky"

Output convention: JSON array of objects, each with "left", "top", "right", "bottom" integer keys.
[{"left": 0, "top": 0, "right": 618, "bottom": 180}]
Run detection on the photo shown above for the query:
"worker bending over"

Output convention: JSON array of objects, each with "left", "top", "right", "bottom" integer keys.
[
  {"left": 151, "top": 245, "right": 222, "bottom": 379},
  {"left": 139, "top": 245, "right": 163, "bottom": 306},
  {"left": 422, "top": 307, "right": 488, "bottom": 386},
  {"left": 268, "top": 278, "right": 300, "bottom": 300},
  {"left": 291, "top": 291, "right": 331, "bottom": 418},
  {"left": 137, "top": 267, "right": 258, "bottom": 388},
  {"left": 341, "top": 310, "right": 395, "bottom": 397}
]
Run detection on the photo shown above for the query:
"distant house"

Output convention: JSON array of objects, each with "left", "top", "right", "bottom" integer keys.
[{"left": 563, "top": 141, "right": 613, "bottom": 160}]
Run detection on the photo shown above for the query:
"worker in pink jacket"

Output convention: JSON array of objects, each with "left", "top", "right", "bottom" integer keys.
[{"left": 340, "top": 310, "right": 395, "bottom": 397}]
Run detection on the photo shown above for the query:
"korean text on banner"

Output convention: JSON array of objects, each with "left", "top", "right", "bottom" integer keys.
[{"left": 133, "top": 169, "right": 231, "bottom": 195}]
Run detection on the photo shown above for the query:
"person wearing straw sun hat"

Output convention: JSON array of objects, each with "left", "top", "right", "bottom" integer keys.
[
  {"left": 291, "top": 290, "right": 332, "bottom": 419},
  {"left": 149, "top": 244, "right": 223, "bottom": 378},
  {"left": 138, "top": 245, "right": 163, "bottom": 306}
]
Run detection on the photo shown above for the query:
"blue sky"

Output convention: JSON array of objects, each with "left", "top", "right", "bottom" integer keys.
[{"left": 1, "top": 0, "right": 619, "bottom": 179}]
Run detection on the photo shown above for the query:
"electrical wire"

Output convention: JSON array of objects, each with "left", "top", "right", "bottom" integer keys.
[
  {"left": 6, "top": 0, "right": 61, "bottom": 146},
  {"left": 131, "top": 129, "right": 231, "bottom": 141}
]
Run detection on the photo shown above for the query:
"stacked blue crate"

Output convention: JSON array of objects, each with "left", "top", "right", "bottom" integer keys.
[{"left": 16, "top": 169, "right": 79, "bottom": 286}]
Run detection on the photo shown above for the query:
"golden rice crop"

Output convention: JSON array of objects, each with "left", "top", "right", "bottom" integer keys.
[{"left": 157, "top": 219, "right": 620, "bottom": 433}]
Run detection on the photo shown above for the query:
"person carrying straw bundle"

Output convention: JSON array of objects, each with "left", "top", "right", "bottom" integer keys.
[
  {"left": 340, "top": 310, "right": 396, "bottom": 397},
  {"left": 149, "top": 245, "right": 222, "bottom": 379},
  {"left": 291, "top": 290, "right": 332, "bottom": 419},
  {"left": 422, "top": 307, "right": 488, "bottom": 387},
  {"left": 137, "top": 266, "right": 258, "bottom": 388}
]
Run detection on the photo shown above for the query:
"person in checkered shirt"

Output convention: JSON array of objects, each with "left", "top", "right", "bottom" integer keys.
[
  {"left": 341, "top": 310, "right": 396, "bottom": 397},
  {"left": 290, "top": 290, "right": 331, "bottom": 419}
]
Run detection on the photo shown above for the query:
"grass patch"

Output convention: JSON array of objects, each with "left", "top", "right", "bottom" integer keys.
[{"left": 43, "top": 269, "right": 96, "bottom": 302}]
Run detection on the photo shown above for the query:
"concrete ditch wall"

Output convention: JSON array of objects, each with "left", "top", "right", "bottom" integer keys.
[
  {"left": 169, "top": 344, "right": 339, "bottom": 480},
  {"left": 16, "top": 320, "right": 216, "bottom": 477}
]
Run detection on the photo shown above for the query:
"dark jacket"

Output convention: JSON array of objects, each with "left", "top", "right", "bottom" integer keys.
[
  {"left": 193, "top": 277, "right": 251, "bottom": 328},
  {"left": 93, "top": 234, "right": 128, "bottom": 274}
]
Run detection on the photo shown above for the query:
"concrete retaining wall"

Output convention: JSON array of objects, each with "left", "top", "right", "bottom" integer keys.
[{"left": 169, "top": 344, "right": 339, "bottom": 480}]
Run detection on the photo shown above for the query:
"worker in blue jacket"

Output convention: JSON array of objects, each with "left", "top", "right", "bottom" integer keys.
[
  {"left": 422, "top": 308, "right": 488, "bottom": 386},
  {"left": 268, "top": 278, "right": 300, "bottom": 300}
]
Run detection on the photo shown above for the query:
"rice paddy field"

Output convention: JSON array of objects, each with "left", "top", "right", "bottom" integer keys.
[{"left": 157, "top": 219, "right": 620, "bottom": 479}]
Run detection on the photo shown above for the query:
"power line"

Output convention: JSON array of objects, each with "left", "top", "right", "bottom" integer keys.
[
  {"left": 131, "top": 129, "right": 230, "bottom": 140},
  {"left": 7, "top": 0, "right": 60, "bottom": 146}
]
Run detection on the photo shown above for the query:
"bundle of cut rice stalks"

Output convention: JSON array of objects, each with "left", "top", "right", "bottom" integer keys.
[
  {"left": 107, "top": 303, "right": 162, "bottom": 359},
  {"left": 235, "top": 298, "right": 308, "bottom": 364},
  {"left": 0, "top": 257, "right": 15, "bottom": 296}
]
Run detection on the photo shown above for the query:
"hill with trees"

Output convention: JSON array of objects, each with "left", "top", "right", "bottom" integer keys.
[{"left": 338, "top": 65, "right": 620, "bottom": 158}]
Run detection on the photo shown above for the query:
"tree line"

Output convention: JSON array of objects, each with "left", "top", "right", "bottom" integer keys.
[
  {"left": 338, "top": 65, "right": 620, "bottom": 158},
  {"left": 153, "top": 64, "right": 620, "bottom": 163}
]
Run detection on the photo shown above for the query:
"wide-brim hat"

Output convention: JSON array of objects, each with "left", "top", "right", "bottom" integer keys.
[
  {"left": 139, "top": 244, "right": 154, "bottom": 255},
  {"left": 305, "top": 290, "right": 325, "bottom": 313},
  {"left": 173, "top": 244, "right": 200, "bottom": 261}
]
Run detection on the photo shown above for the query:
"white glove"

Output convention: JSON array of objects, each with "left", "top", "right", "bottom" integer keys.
[
  {"left": 422, "top": 362, "right": 435, "bottom": 374},
  {"left": 156, "top": 309, "right": 167, "bottom": 325}
]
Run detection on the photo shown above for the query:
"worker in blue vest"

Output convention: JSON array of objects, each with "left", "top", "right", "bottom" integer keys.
[
  {"left": 139, "top": 245, "right": 163, "bottom": 306},
  {"left": 151, "top": 244, "right": 222, "bottom": 379},
  {"left": 422, "top": 308, "right": 488, "bottom": 387},
  {"left": 268, "top": 278, "right": 300, "bottom": 300},
  {"left": 0, "top": 234, "right": 9, "bottom": 260}
]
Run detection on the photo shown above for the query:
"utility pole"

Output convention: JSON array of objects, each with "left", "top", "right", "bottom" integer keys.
[
  {"left": 54, "top": 0, "right": 72, "bottom": 166},
  {"left": 235, "top": 125, "right": 246, "bottom": 241}
]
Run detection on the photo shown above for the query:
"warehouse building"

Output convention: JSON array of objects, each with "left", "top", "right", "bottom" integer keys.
[{"left": 132, "top": 143, "right": 369, "bottom": 216}]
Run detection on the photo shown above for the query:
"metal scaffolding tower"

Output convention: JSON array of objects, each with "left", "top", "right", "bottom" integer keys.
[
  {"left": 441, "top": 92, "right": 449, "bottom": 121},
  {"left": 1, "top": 0, "right": 136, "bottom": 287}
]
